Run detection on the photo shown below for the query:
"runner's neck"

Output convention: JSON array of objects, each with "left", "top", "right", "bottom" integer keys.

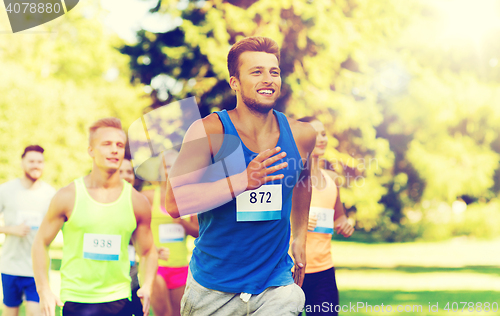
[
  {"left": 87, "top": 168, "right": 122, "bottom": 189},
  {"left": 230, "top": 107, "right": 278, "bottom": 138},
  {"left": 19, "top": 176, "right": 41, "bottom": 190},
  {"left": 310, "top": 157, "right": 327, "bottom": 190}
]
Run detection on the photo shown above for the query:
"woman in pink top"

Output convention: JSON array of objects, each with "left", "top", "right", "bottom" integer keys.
[{"left": 297, "top": 116, "right": 354, "bottom": 316}]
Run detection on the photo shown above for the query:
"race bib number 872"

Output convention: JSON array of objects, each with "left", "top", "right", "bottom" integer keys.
[
  {"left": 236, "top": 184, "right": 282, "bottom": 221},
  {"left": 83, "top": 233, "right": 121, "bottom": 261}
]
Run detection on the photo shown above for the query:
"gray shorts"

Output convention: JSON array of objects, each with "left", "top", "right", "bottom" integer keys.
[{"left": 181, "top": 269, "right": 305, "bottom": 316}]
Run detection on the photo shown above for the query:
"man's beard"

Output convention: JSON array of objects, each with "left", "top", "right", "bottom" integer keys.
[
  {"left": 25, "top": 170, "right": 40, "bottom": 182},
  {"left": 241, "top": 89, "right": 278, "bottom": 114}
]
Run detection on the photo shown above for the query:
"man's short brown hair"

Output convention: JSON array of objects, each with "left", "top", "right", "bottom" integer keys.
[
  {"left": 227, "top": 36, "right": 280, "bottom": 78},
  {"left": 22, "top": 145, "right": 44, "bottom": 158},
  {"left": 88, "top": 117, "right": 124, "bottom": 145}
]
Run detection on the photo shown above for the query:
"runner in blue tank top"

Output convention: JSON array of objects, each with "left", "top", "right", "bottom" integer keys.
[{"left": 165, "top": 37, "right": 317, "bottom": 315}]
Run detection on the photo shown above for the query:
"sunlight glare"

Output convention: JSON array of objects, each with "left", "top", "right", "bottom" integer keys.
[{"left": 437, "top": 0, "right": 500, "bottom": 41}]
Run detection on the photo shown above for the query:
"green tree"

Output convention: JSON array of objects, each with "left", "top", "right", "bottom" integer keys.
[
  {"left": 0, "top": 2, "right": 148, "bottom": 188},
  {"left": 121, "top": 0, "right": 417, "bottom": 231},
  {"left": 371, "top": 0, "right": 500, "bottom": 240}
]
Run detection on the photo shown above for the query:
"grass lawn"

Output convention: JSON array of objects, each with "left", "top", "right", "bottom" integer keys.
[
  {"left": 1, "top": 237, "right": 499, "bottom": 315},
  {"left": 330, "top": 237, "right": 500, "bottom": 315}
]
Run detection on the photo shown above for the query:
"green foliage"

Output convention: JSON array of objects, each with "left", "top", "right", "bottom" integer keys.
[
  {"left": 408, "top": 135, "right": 498, "bottom": 202},
  {"left": 0, "top": 2, "right": 148, "bottom": 188},
  {"left": 372, "top": 1, "right": 500, "bottom": 236},
  {"left": 372, "top": 199, "right": 500, "bottom": 242},
  {"left": 121, "top": 0, "right": 419, "bottom": 233},
  {"left": 119, "top": 0, "right": 500, "bottom": 240},
  {"left": 376, "top": 55, "right": 500, "bottom": 230},
  {"left": 2, "top": 0, "right": 499, "bottom": 241},
  {"left": 454, "top": 201, "right": 500, "bottom": 238}
]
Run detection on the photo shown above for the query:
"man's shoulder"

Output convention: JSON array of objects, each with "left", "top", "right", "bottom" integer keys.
[
  {"left": 202, "top": 113, "right": 224, "bottom": 134},
  {"left": 131, "top": 187, "right": 151, "bottom": 212},
  {"left": 185, "top": 113, "right": 223, "bottom": 140},
  {"left": 39, "top": 180, "right": 57, "bottom": 195},
  {"left": 54, "top": 182, "right": 76, "bottom": 201},
  {"left": 322, "top": 168, "right": 340, "bottom": 181},
  {"left": 0, "top": 178, "right": 21, "bottom": 191},
  {"left": 0, "top": 179, "right": 20, "bottom": 205},
  {"left": 286, "top": 116, "right": 313, "bottom": 132},
  {"left": 140, "top": 188, "right": 155, "bottom": 204},
  {"left": 286, "top": 117, "right": 316, "bottom": 149},
  {"left": 45, "top": 182, "right": 76, "bottom": 215}
]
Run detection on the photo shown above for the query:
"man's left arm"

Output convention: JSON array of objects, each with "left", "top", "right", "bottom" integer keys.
[
  {"left": 131, "top": 190, "right": 158, "bottom": 316},
  {"left": 173, "top": 214, "right": 199, "bottom": 238},
  {"left": 290, "top": 121, "right": 317, "bottom": 287},
  {"left": 326, "top": 171, "right": 354, "bottom": 238},
  {"left": 290, "top": 166, "right": 311, "bottom": 287}
]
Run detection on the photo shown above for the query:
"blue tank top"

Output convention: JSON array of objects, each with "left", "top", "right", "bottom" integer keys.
[{"left": 190, "top": 109, "right": 303, "bottom": 294}]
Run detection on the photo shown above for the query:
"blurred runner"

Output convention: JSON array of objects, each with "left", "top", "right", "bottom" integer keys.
[
  {"left": 142, "top": 150, "right": 199, "bottom": 316},
  {"left": 297, "top": 116, "right": 354, "bottom": 316},
  {"left": 119, "top": 153, "right": 144, "bottom": 316},
  {"left": 0, "top": 145, "right": 56, "bottom": 316},
  {"left": 32, "top": 118, "right": 158, "bottom": 316}
]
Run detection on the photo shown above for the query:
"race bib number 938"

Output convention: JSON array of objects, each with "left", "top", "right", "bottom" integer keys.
[{"left": 83, "top": 233, "right": 121, "bottom": 261}]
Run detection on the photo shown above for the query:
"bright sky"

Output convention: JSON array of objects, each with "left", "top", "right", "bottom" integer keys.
[
  {"left": 100, "top": 0, "right": 183, "bottom": 43},
  {"left": 397, "top": 0, "right": 500, "bottom": 68},
  {"left": 3, "top": 0, "right": 499, "bottom": 44},
  {"left": 0, "top": 0, "right": 177, "bottom": 35},
  {"left": 432, "top": 0, "right": 500, "bottom": 42}
]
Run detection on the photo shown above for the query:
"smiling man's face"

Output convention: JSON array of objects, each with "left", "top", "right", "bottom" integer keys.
[
  {"left": 232, "top": 51, "right": 281, "bottom": 113},
  {"left": 22, "top": 151, "right": 44, "bottom": 181}
]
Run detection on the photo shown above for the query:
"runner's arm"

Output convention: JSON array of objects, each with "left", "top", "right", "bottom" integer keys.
[
  {"left": 325, "top": 170, "right": 354, "bottom": 237},
  {"left": 323, "top": 170, "right": 346, "bottom": 221},
  {"left": 165, "top": 116, "right": 286, "bottom": 218},
  {"left": 290, "top": 121, "right": 317, "bottom": 286},
  {"left": 174, "top": 214, "right": 199, "bottom": 238},
  {"left": 32, "top": 185, "right": 72, "bottom": 316},
  {"left": 165, "top": 117, "right": 246, "bottom": 218},
  {"left": 0, "top": 185, "right": 31, "bottom": 237},
  {"left": 333, "top": 187, "right": 346, "bottom": 221},
  {"left": 332, "top": 188, "right": 354, "bottom": 237},
  {"left": 141, "top": 189, "right": 154, "bottom": 207},
  {"left": 131, "top": 189, "right": 158, "bottom": 316},
  {"left": 0, "top": 222, "right": 31, "bottom": 236},
  {"left": 290, "top": 164, "right": 312, "bottom": 287}
]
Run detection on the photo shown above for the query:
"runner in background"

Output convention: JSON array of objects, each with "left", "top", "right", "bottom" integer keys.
[
  {"left": 32, "top": 117, "right": 158, "bottom": 316},
  {"left": 0, "top": 145, "right": 56, "bottom": 316},
  {"left": 118, "top": 153, "right": 144, "bottom": 316},
  {"left": 297, "top": 116, "right": 354, "bottom": 316},
  {"left": 141, "top": 150, "right": 198, "bottom": 316}
]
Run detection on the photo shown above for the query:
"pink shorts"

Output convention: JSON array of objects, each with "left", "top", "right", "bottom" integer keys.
[{"left": 157, "top": 266, "right": 189, "bottom": 290}]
